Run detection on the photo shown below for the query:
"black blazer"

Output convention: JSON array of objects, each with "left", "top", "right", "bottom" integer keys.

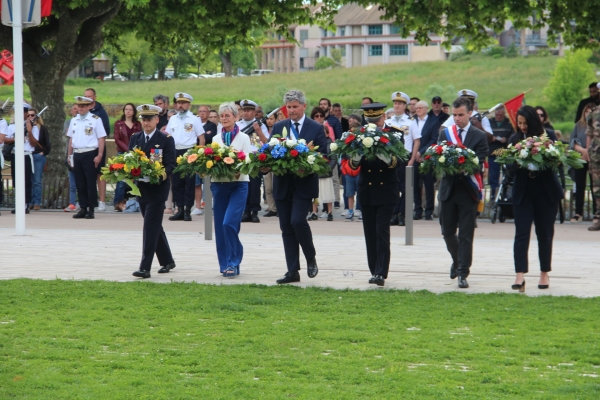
[
  {"left": 202, "top": 121, "right": 218, "bottom": 144},
  {"left": 418, "top": 116, "right": 444, "bottom": 155},
  {"left": 437, "top": 125, "right": 488, "bottom": 202},
  {"left": 270, "top": 117, "right": 329, "bottom": 201},
  {"left": 355, "top": 158, "right": 399, "bottom": 206},
  {"left": 128, "top": 129, "right": 176, "bottom": 204},
  {"left": 509, "top": 130, "right": 564, "bottom": 206}
]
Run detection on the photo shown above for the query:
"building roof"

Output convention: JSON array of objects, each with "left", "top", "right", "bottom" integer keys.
[{"left": 334, "top": 3, "right": 389, "bottom": 26}]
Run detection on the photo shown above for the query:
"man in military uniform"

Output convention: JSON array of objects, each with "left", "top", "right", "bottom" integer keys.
[
  {"left": 442, "top": 90, "right": 493, "bottom": 135},
  {"left": 130, "top": 105, "right": 177, "bottom": 278},
  {"left": 67, "top": 96, "right": 107, "bottom": 219},
  {"left": 165, "top": 92, "right": 204, "bottom": 221},
  {"left": 236, "top": 99, "right": 269, "bottom": 223},
  {"left": 385, "top": 91, "right": 413, "bottom": 226},
  {"left": 350, "top": 103, "right": 399, "bottom": 286},
  {"left": 586, "top": 97, "right": 600, "bottom": 231},
  {"left": 487, "top": 105, "right": 514, "bottom": 202}
]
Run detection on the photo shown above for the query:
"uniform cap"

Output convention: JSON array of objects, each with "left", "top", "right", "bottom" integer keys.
[
  {"left": 361, "top": 102, "right": 388, "bottom": 118},
  {"left": 137, "top": 104, "right": 162, "bottom": 118},
  {"left": 174, "top": 92, "right": 193, "bottom": 103},
  {"left": 596, "top": 83, "right": 600, "bottom": 89},
  {"left": 241, "top": 99, "right": 258, "bottom": 109},
  {"left": 74, "top": 96, "right": 93, "bottom": 105},
  {"left": 391, "top": 92, "right": 410, "bottom": 103},
  {"left": 458, "top": 89, "right": 478, "bottom": 99}
]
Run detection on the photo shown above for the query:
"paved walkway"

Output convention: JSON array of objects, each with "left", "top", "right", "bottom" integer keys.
[{"left": 1, "top": 210, "right": 599, "bottom": 297}]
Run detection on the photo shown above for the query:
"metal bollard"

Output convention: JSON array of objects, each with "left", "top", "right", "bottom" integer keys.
[
  {"left": 405, "top": 165, "right": 413, "bottom": 245},
  {"left": 203, "top": 176, "right": 213, "bottom": 240}
]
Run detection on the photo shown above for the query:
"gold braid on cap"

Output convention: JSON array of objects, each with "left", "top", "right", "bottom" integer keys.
[{"left": 363, "top": 109, "right": 385, "bottom": 118}]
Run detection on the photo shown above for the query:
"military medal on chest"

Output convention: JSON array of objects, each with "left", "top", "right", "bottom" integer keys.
[
  {"left": 150, "top": 148, "right": 162, "bottom": 162},
  {"left": 184, "top": 123, "right": 193, "bottom": 132}
]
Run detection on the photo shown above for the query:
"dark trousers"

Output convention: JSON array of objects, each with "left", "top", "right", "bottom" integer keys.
[
  {"left": 421, "top": 169, "right": 436, "bottom": 217},
  {"left": 172, "top": 149, "right": 195, "bottom": 208},
  {"left": 394, "top": 161, "right": 407, "bottom": 214},
  {"left": 10, "top": 153, "right": 33, "bottom": 206},
  {"left": 440, "top": 185, "right": 478, "bottom": 278},
  {"left": 73, "top": 149, "right": 98, "bottom": 209},
  {"left": 574, "top": 164, "right": 595, "bottom": 216},
  {"left": 488, "top": 155, "right": 501, "bottom": 199},
  {"left": 361, "top": 204, "right": 395, "bottom": 278},
  {"left": 513, "top": 178, "right": 558, "bottom": 273},
  {"left": 139, "top": 200, "right": 174, "bottom": 271},
  {"left": 275, "top": 194, "right": 316, "bottom": 273},
  {"left": 245, "top": 176, "right": 262, "bottom": 212}
]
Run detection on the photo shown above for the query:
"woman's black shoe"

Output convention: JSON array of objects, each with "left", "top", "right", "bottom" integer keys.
[
  {"left": 538, "top": 277, "right": 550, "bottom": 289},
  {"left": 368, "top": 276, "right": 376, "bottom": 284},
  {"left": 327, "top": 213, "right": 333, "bottom": 221},
  {"left": 373, "top": 275, "right": 385, "bottom": 286},
  {"left": 511, "top": 280, "right": 526, "bottom": 293}
]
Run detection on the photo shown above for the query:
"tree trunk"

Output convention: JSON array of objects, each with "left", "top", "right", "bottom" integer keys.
[{"left": 220, "top": 51, "right": 232, "bottom": 77}]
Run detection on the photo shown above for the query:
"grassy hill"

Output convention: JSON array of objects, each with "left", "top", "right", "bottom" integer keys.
[{"left": 0, "top": 55, "right": 560, "bottom": 112}]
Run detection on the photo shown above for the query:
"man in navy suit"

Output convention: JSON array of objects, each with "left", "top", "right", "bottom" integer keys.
[
  {"left": 129, "top": 105, "right": 177, "bottom": 279},
  {"left": 267, "top": 90, "right": 329, "bottom": 284}
]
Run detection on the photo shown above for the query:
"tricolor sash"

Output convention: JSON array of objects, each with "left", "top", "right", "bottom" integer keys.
[{"left": 443, "top": 125, "right": 483, "bottom": 201}]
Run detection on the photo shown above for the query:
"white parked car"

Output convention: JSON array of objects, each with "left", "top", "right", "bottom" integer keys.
[{"left": 103, "top": 73, "right": 128, "bottom": 81}]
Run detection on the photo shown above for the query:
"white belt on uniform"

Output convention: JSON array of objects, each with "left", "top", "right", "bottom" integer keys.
[
  {"left": 9, "top": 147, "right": 35, "bottom": 172},
  {"left": 0, "top": 147, "right": 3, "bottom": 169},
  {"left": 175, "top": 145, "right": 194, "bottom": 150},
  {"left": 73, "top": 147, "right": 97, "bottom": 153}
]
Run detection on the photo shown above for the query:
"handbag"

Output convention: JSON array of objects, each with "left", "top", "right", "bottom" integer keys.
[{"left": 2, "top": 142, "right": 14, "bottom": 159}]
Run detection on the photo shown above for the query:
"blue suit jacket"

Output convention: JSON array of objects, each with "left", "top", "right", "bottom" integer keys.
[
  {"left": 270, "top": 117, "right": 329, "bottom": 200},
  {"left": 418, "top": 116, "right": 444, "bottom": 155}
]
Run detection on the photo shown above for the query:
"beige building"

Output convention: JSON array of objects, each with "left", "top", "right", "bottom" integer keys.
[{"left": 259, "top": 3, "right": 446, "bottom": 73}]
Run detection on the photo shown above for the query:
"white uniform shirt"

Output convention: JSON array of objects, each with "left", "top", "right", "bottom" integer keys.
[
  {"left": 67, "top": 112, "right": 107, "bottom": 149},
  {"left": 211, "top": 131, "right": 252, "bottom": 183},
  {"left": 408, "top": 115, "right": 427, "bottom": 154},
  {"left": 385, "top": 113, "right": 413, "bottom": 148},
  {"left": 166, "top": 110, "right": 204, "bottom": 147},
  {"left": 442, "top": 111, "right": 492, "bottom": 134},
  {"left": 1, "top": 123, "right": 14, "bottom": 150},
  {"left": 24, "top": 125, "right": 40, "bottom": 153},
  {"left": 0, "top": 118, "right": 8, "bottom": 136},
  {"left": 236, "top": 118, "right": 269, "bottom": 151}
]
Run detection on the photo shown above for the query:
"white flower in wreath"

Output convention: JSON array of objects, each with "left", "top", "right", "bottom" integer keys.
[
  {"left": 330, "top": 142, "right": 338, "bottom": 151},
  {"left": 472, "top": 157, "right": 479, "bottom": 164},
  {"left": 307, "top": 155, "right": 316, "bottom": 164},
  {"left": 519, "top": 149, "right": 529, "bottom": 158},
  {"left": 439, "top": 156, "right": 446, "bottom": 163},
  {"left": 367, "top": 123, "right": 377, "bottom": 132},
  {"left": 298, "top": 139, "right": 307, "bottom": 145},
  {"left": 285, "top": 139, "right": 296, "bottom": 148},
  {"left": 245, "top": 157, "right": 251, "bottom": 164},
  {"left": 374, "top": 136, "right": 380, "bottom": 141},
  {"left": 269, "top": 138, "right": 279, "bottom": 147},
  {"left": 124, "top": 153, "right": 133, "bottom": 159},
  {"left": 362, "top": 137, "right": 374, "bottom": 148},
  {"left": 197, "top": 148, "right": 205, "bottom": 155},
  {"left": 228, "top": 152, "right": 235, "bottom": 158}
]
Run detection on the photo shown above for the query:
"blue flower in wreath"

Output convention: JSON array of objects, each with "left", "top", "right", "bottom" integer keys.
[
  {"left": 271, "top": 145, "right": 287, "bottom": 159},
  {"left": 259, "top": 143, "right": 270, "bottom": 153},
  {"left": 295, "top": 143, "right": 309, "bottom": 153}
]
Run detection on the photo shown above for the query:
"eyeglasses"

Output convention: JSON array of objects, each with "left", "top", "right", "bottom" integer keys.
[
  {"left": 415, "top": 106, "right": 427, "bottom": 109},
  {"left": 27, "top": 114, "right": 35, "bottom": 117},
  {"left": 537, "top": 113, "right": 544, "bottom": 118},
  {"left": 219, "top": 115, "right": 233, "bottom": 119}
]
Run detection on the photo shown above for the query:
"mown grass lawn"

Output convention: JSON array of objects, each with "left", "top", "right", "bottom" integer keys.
[{"left": 1, "top": 280, "right": 599, "bottom": 398}]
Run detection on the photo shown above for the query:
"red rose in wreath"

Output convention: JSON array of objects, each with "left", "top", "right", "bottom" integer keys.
[
  {"left": 204, "top": 148, "right": 214, "bottom": 156},
  {"left": 425, "top": 155, "right": 431, "bottom": 160},
  {"left": 131, "top": 167, "right": 141, "bottom": 177},
  {"left": 379, "top": 136, "right": 389, "bottom": 144},
  {"left": 214, "top": 156, "right": 222, "bottom": 162},
  {"left": 458, "top": 156, "right": 465, "bottom": 164},
  {"left": 258, "top": 153, "right": 267, "bottom": 162},
  {"left": 345, "top": 134, "right": 356, "bottom": 145},
  {"left": 237, "top": 152, "right": 246, "bottom": 161},
  {"left": 290, "top": 149, "right": 299, "bottom": 158},
  {"left": 435, "top": 146, "right": 443, "bottom": 155}
]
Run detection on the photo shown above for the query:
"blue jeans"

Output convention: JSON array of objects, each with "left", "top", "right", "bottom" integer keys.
[
  {"left": 488, "top": 155, "right": 501, "bottom": 199},
  {"left": 68, "top": 170, "right": 77, "bottom": 205},
  {"left": 113, "top": 152, "right": 127, "bottom": 205},
  {"left": 211, "top": 181, "right": 248, "bottom": 273},
  {"left": 31, "top": 153, "right": 46, "bottom": 206}
]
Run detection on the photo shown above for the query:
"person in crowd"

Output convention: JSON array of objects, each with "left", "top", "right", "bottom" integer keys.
[
  {"left": 409, "top": 100, "right": 435, "bottom": 220},
  {"left": 535, "top": 106, "right": 554, "bottom": 130},
  {"left": 237, "top": 99, "right": 269, "bottom": 223},
  {"left": 442, "top": 102, "right": 450, "bottom": 114},
  {"left": 154, "top": 94, "right": 170, "bottom": 131},
  {"left": 263, "top": 110, "right": 278, "bottom": 217},
  {"left": 163, "top": 109, "right": 177, "bottom": 213},
  {"left": 487, "top": 105, "right": 514, "bottom": 202},
  {"left": 210, "top": 102, "right": 252, "bottom": 277},
  {"left": 570, "top": 103, "right": 596, "bottom": 222},
  {"left": 28, "top": 108, "right": 51, "bottom": 210},
  {"left": 442, "top": 90, "right": 493, "bottom": 135},
  {"left": 575, "top": 82, "right": 600, "bottom": 123},
  {"left": 385, "top": 91, "right": 413, "bottom": 226},
  {"left": 586, "top": 101, "right": 600, "bottom": 230},
  {"left": 429, "top": 96, "right": 449, "bottom": 124},
  {"left": 307, "top": 107, "right": 336, "bottom": 221},
  {"left": 319, "top": 98, "right": 343, "bottom": 208},
  {"left": 0, "top": 106, "right": 9, "bottom": 213},
  {"left": 84, "top": 88, "right": 110, "bottom": 212},
  {"left": 191, "top": 105, "right": 219, "bottom": 216},
  {"left": 349, "top": 102, "right": 400, "bottom": 286},
  {"left": 331, "top": 102, "right": 349, "bottom": 132},
  {"left": 255, "top": 106, "right": 264, "bottom": 121},
  {"left": 129, "top": 105, "right": 177, "bottom": 279},
  {"left": 438, "top": 96, "right": 488, "bottom": 289},
  {"left": 510, "top": 106, "right": 564, "bottom": 291},
  {"left": 166, "top": 92, "right": 205, "bottom": 221},
  {"left": 8, "top": 103, "right": 35, "bottom": 213},
  {"left": 113, "top": 103, "right": 142, "bottom": 210},
  {"left": 63, "top": 104, "right": 79, "bottom": 212},
  {"left": 408, "top": 97, "right": 420, "bottom": 118},
  {"left": 209, "top": 109, "right": 219, "bottom": 125},
  {"left": 361, "top": 97, "right": 374, "bottom": 124},
  {"left": 67, "top": 96, "right": 107, "bottom": 219},
  {"left": 348, "top": 113, "right": 362, "bottom": 129},
  {"left": 385, "top": 108, "right": 394, "bottom": 119},
  {"left": 268, "top": 90, "right": 328, "bottom": 284}
]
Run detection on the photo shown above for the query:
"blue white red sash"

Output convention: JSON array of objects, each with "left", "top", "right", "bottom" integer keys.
[{"left": 443, "top": 125, "right": 483, "bottom": 201}]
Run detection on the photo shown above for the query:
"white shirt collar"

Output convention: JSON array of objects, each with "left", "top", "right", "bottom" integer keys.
[
  {"left": 458, "top": 122, "right": 471, "bottom": 133},
  {"left": 292, "top": 114, "right": 306, "bottom": 127},
  {"left": 418, "top": 114, "right": 428, "bottom": 122},
  {"left": 143, "top": 129, "right": 155, "bottom": 142}
]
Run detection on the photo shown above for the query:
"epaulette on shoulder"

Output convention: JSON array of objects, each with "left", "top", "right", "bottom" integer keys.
[
  {"left": 407, "top": 115, "right": 414, "bottom": 120},
  {"left": 92, "top": 114, "right": 100, "bottom": 119}
]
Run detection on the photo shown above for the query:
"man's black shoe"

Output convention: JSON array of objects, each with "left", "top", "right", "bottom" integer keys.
[
  {"left": 425, "top": 214, "right": 433, "bottom": 221},
  {"left": 169, "top": 207, "right": 184, "bottom": 221},
  {"left": 368, "top": 276, "right": 376, "bottom": 284},
  {"left": 85, "top": 209, "right": 95, "bottom": 219},
  {"left": 276, "top": 271, "right": 300, "bottom": 284},
  {"left": 73, "top": 209, "right": 87, "bottom": 219},
  {"left": 251, "top": 211, "right": 260, "bottom": 223},
  {"left": 264, "top": 211, "right": 277, "bottom": 217},
  {"left": 414, "top": 212, "right": 423, "bottom": 220},
  {"left": 184, "top": 206, "right": 192, "bottom": 221},
  {"left": 398, "top": 214, "right": 406, "bottom": 226},
  {"left": 133, "top": 269, "right": 151, "bottom": 278},
  {"left": 450, "top": 263, "right": 458, "bottom": 280},
  {"left": 390, "top": 213, "right": 399, "bottom": 225},
  {"left": 458, "top": 277, "right": 469, "bottom": 288},
  {"left": 307, "top": 258, "right": 318, "bottom": 278},
  {"left": 158, "top": 262, "right": 176, "bottom": 273},
  {"left": 334, "top": 201, "right": 340, "bottom": 209},
  {"left": 241, "top": 212, "right": 251, "bottom": 222},
  {"left": 373, "top": 275, "right": 385, "bottom": 286}
]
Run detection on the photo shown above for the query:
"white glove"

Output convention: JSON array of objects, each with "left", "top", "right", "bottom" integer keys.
[
  {"left": 527, "top": 163, "right": 539, "bottom": 171},
  {"left": 351, "top": 154, "right": 362, "bottom": 163},
  {"left": 377, "top": 153, "right": 391, "bottom": 165}
]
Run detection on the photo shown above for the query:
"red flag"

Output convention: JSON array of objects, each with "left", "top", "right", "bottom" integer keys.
[
  {"left": 504, "top": 93, "right": 525, "bottom": 128},
  {"left": 279, "top": 105, "right": 289, "bottom": 119},
  {"left": 42, "top": 0, "right": 53, "bottom": 17}
]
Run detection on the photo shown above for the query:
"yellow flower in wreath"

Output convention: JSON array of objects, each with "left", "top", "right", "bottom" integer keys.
[
  {"left": 154, "top": 161, "right": 162, "bottom": 170},
  {"left": 141, "top": 156, "right": 150, "bottom": 162},
  {"left": 206, "top": 160, "right": 214, "bottom": 169},
  {"left": 211, "top": 142, "right": 220, "bottom": 150},
  {"left": 176, "top": 155, "right": 183, "bottom": 164},
  {"left": 124, "top": 165, "right": 130, "bottom": 173}
]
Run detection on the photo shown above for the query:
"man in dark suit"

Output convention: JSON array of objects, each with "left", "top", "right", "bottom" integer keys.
[
  {"left": 437, "top": 97, "right": 488, "bottom": 288},
  {"left": 130, "top": 105, "right": 177, "bottom": 279},
  {"left": 267, "top": 90, "right": 329, "bottom": 284}
]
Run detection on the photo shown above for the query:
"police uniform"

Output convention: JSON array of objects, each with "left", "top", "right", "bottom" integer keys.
[
  {"left": 236, "top": 99, "right": 269, "bottom": 223},
  {"left": 68, "top": 96, "right": 107, "bottom": 219},
  {"left": 442, "top": 89, "right": 493, "bottom": 134},
  {"left": 131, "top": 105, "right": 177, "bottom": 278},
  {"left": 351, "top": 103, "right": 399, "bottom": 286},
  {"left": 385, "top": 92, "right": 413, "bottom": 226},
  {"left": 165, "top": 92, "right": 204, "bottom": 221}
]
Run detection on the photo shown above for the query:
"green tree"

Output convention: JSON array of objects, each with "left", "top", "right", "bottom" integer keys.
[
  {"left": 112, "top": 33, "right": 153, "bottom": 80},
  {"left": 315, "top": 57, "right": 335, "bottom": 70},
  {"left": 330, "top": 49, "right": 342, "bottom": 68},
  {"left": 543, "top": 49, "right": 596, "bottom": 121}
]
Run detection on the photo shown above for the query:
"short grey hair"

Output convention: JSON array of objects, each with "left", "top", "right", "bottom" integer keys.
[
  {"left": 219, "top": 101, "right": 238, "bottom": 117},
  {"left": 283, "top": 89, "right": 306, "bottom": 105},
  {"left": 416, "top": 100, "right": 429, "bottom": 109},
  {"left": 198, "top": 104, "right": 210, "bottom": 112},
  {"left": 153, "top": 94, "right": 169, "bottom": 104}
]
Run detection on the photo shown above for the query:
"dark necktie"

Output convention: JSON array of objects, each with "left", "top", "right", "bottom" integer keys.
[
  {"left": 145, "top": 135, "right": 150, "bottom": 144},
  {"left": 294, "top": 122, "right": 300, "bottom": 135},
  {"left": 459, "top": 129, "right": 465, "bottom": 143}
]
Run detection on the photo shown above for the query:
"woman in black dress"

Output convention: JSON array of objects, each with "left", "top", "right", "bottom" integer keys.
[{"left": 511, "top": 106, "right": 564, "bottom": 292}]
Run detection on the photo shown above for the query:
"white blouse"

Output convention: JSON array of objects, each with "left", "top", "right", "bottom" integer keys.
[{"left": 211, "top": 131, "right": 252, "bottom": 182}]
